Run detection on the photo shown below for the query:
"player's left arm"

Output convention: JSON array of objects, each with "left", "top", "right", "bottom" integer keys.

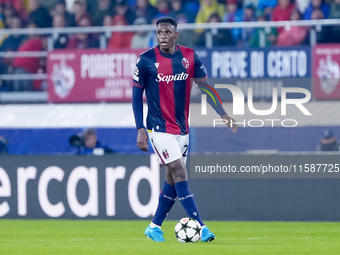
[{"left": 193, "top": 52, "right": 238, "bottom": 133}]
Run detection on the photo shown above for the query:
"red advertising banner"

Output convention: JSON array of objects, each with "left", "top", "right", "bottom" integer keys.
[
  {"left": 312, "top": 44, "right": 340, "bottom": 100},
  {"left": 47, "top": 49, "right": 145, "bottom": 103}
]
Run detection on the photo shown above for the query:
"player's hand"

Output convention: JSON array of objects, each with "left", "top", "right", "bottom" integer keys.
[
  {"left": 137, "top": 128, "right": 149, "bottom": 151},
  {"left": 222, "top": 114, "right": 238, "bottom": 133}
]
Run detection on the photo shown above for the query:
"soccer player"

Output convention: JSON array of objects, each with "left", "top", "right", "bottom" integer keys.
[{"left": 132, "top": 16, "right": 237, "bottom": 242}]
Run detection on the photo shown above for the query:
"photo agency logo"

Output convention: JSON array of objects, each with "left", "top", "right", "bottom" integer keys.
[{"left": 200, "top": 84, "right": 312, "bottom": 128}]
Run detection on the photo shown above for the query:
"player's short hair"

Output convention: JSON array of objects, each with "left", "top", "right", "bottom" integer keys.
[{"left": 156, "top": 17, "right": 177, "bottom": 29}]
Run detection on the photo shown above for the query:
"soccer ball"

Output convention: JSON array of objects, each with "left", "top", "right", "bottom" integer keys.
[{"left": 174, "top": 217, "right": 201, "bottom": 243}]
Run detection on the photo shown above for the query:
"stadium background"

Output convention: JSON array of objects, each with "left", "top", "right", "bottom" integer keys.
[{"left": 0, "top": 0, "right": 340, "bottom": 222}]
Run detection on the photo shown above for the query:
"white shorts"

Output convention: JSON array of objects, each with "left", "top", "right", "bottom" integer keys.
[{"left": 148, "top": 130, "right": 189, "bottom": 166}]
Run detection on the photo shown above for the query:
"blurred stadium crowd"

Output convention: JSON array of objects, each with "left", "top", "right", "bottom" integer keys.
[{"left": 0, "top": 0, "right": 340, "bottom": 91}]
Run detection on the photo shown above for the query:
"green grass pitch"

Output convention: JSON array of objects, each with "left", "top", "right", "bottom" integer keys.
[{"left": 0, "top": 220, "right": 339, "bottom": 255}]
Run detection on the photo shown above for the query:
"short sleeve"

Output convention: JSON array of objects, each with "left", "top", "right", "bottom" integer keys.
[
  {"left": 133, "top": 56, "right": 148, "bottom": 89},
  {"left": 193, "top": 51, "right": 208, "bottom": 81}
]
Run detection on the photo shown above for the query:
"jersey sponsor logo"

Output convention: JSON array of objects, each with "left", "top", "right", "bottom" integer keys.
[
  {"left": 182, "top": 58, "right": 189, "bottom": 69},
  {"left": 162, "top": 149, "right": 169, "bottom": 159},
  {"left": 156, "top": 72, "right": 189, "bottom": 84},
  {"left": 154, "top": 62, "right": 160, "bottom": 69}
]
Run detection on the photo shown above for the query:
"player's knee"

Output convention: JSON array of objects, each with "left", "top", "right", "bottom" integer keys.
[
  {"left": 172, "top": 166, "right": 187, "bottom": 182},
  {"left": 167, "top": 159, "right": 187, "bottom": 182},
  {"left": 174, "top": 171, "right": 187, "bottom": 182}
]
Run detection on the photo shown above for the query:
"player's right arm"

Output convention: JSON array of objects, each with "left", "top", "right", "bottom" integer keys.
[{"left": 132, "top": 57, "right": 149, "bottom": 151}]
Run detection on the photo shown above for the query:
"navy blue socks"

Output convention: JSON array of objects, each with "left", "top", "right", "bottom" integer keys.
[
  {"left": 152, "top": 180, "right": 204, "bottom": 227},
  {"left": 175, "top": 181, "right": 204, "bottom": 226},
  {"left": 152, "top": 181, "right": 177, "bottom": 227}
]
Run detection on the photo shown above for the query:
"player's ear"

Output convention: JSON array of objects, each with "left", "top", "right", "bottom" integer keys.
[{"left": 174, "top": 31, "right": 179, "bottom": 39}]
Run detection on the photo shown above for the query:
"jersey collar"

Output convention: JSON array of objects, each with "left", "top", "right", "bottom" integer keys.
[{"left": 156, "top": 44, "right": 180, "bottom": 58}]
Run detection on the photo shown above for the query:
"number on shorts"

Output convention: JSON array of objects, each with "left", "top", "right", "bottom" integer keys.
[{"left": 182, "top": 144, "right": 188, "bottom": 157}]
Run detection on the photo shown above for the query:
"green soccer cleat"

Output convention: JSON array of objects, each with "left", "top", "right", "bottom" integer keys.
[
  {"left": 145, "top": 225, "right": 165, "bottom": 242},
  {"left": 201, "top": 226, "right": 215, "bottom": 242}
]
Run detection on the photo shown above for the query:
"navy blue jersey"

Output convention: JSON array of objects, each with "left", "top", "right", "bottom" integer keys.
[{"left": 133, "top": 45, "right": 207, "bottom": 135}]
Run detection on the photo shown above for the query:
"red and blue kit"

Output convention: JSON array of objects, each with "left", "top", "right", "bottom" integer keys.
[{"left": 132, "top": 45, "right": 208, "bottom": 135}]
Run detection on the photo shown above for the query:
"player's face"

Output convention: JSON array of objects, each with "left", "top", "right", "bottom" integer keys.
[{"left": 156, "top": 22, "right": 179, "bottom": 54}]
